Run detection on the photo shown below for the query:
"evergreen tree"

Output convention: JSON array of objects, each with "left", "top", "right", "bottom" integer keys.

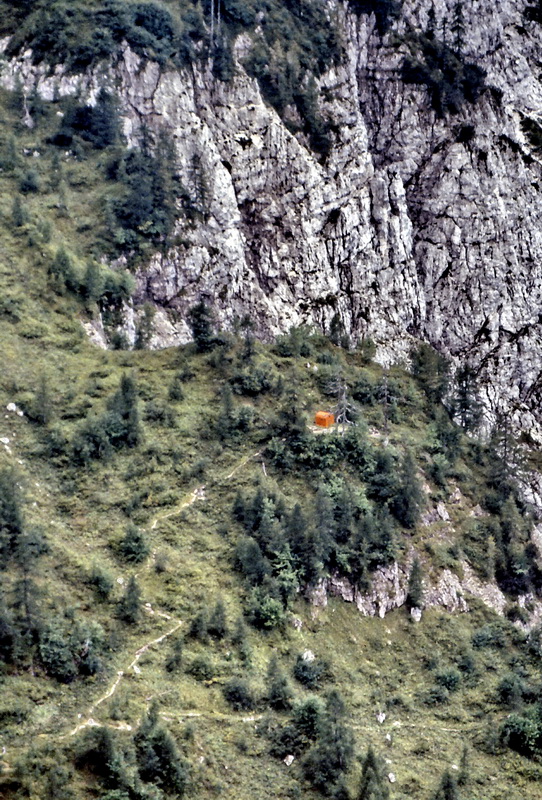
[
  {"left": 117, "top": 576, "right": 142, "bottom": 624},
  {"left": 119, "top": 523, "right": 149, "bottom": 564},
  {"left": 82, "top": 262, "right": 104, "bottom": 306},
  {"left": 267, "top": 655, "right": 293, "bottom": 710},
  {"left": 286, "top": 502, "right": 308, "bottom": 563},
  {"left": 108, "top": 374, "right": 141, "bottom": 448},
  {"left": 188, "top": 608, "right": 209, "bottom": 641},
  {"left": 390, "top": 450, "right": 424, "bottom": 528},
  {"left": 357, "top": 746, "right": 390, "bottom": 800},
  {"left": 367, "top": 509, "right": 396, "bottom": 568},
  {"left": 165, "top": 636, "right": 183, "bottom": 673},
  {"left": 334, "top": 485, "right": 355, "bottom": 545},
  {"left": 49, "top": 246, "right": 77, "bottom": 293},
  {"left": 406, "top": 558, "right": 424, "bottom": 610},
  {"left": 12, "top": 195, "right": 26, "bottom": 227},
  {"left": 208, "top": 596, "right": 228, "bottom": 639},
  {"left": 188, "top": 299, "right": 215, "bottom": 352},
  {"left": 0, "top": 467, "right": 24, "bottom": 566},
  {"left": 458, "top": 744, "right": 469, "bottom": 786},
  {"left": 303, "top": 690, "right": 354, "bottom": 791},
  {"left": 452, "top": 364, "right": 482, "bottom": 432},
  {"left": 368, "top": 448, "right": 398, "bottom": 503},
  {"left": 30, "top": 375, "right": 53, "bottom": 426},
  {"left": 411, "top": 343, "right": 450, "bottom": 406},
  {"left": 134, "top": 701, "right": 188, "bottom": 794},
  {"left": 432, "top": 770, "right": 460, "bottom": 800}
]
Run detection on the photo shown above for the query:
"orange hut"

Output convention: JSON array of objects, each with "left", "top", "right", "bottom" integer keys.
[{"left": 314, "top": 411, "right": 335, "bottom": 428}]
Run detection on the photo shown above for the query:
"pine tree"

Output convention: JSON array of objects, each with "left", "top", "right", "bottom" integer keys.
[
  {"left": 165, "top": 636, "right": 183, "bottom": 673},
  {"left": 120, "top": 523, "right": 149, "bottom": 564},
  {"left": 188, "top": 299, "right": 215, "bottom": 352},
  {"left": 390, "top": 450, "right": 424, "bottom": 528},
  {"left": 30, "top": 375, "right": 53, "bottom": 426},
  {"left": 411, "top": 343, "right": 450, "bottom": 406},
  {"left": 432, "top": 770, "right": 460, "bottom": 800},
  {"left": 82, "top": 262, "right": 104, "bottom": 306},
  {"left": 208, "top": 597, "right": 228, "bottom": 639},
  {"left": 357, "top": 746, "right": 390, "bottom": 800},
  {"left": 117, "top": 576, "right": 142, "bottom": 624},
  {"left": 188, "top": 608, "right": 209, "bottom": 641},
  {"left": 11, "top": 195, "right": 26, "bottom": 227},
  {"left": 286, "top": 502, "right": 308, "bottom": 563},
  {"left": 406, "top": 558, "right": 424, "bottom": 610},
  {"left": 303, "top": 690, "right": 354, "bottom": 790},
  {"left": 0, "top": 467, "right": 25, "bottom": 566},
  {"left": 452, "top": 364, "right": 482, "bottom": 432},
  {"left": 458, "top": 744, "right": 469, "bottom": 786},
  {"left": 267, "top": 655, "right": 293, "bottom": 710},
  {"left": 134, "top": 701, "right": 188, "bottom": 794},
  {"left": 108, "top": 374, "right": 141, "bottom": 448},
  {"left": 49, "top": 247, "right": 77, "bottom": 293}
]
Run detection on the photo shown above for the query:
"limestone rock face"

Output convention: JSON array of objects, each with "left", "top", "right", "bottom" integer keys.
[{"left": 2, "top": 0, "right": 542, "bottom": 434}]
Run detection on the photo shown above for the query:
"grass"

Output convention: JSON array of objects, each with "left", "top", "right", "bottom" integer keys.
[{"left": 0, "top": 74, "right": 541, "bottom": 800}]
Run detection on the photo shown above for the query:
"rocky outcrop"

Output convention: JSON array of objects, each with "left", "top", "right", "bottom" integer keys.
[
  {"left": 2, "top": 1, "right": 542, "bottom": 437},
  {"left": 307, "top": 558, "right": 509, "bottom": 619}
]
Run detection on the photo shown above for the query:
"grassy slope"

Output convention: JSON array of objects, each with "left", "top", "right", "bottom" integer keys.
[{"left": 0, "top": 75, "right": 541, "bottom": 800}]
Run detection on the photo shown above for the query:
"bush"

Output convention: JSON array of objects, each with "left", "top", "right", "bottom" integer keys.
[
  {"left": 472, "top": 623, "right": 507, "bottom": 649},
  {"left": 187, "top": 655, "right": 214, "bottom": 681},
  {"left": 293, "top": 654, "right": 329, "bottom": 690},
  {"left": 119, "top": 523, "right": 149, "bottom": 563},
  {"left": 19, "top": 168, "right": 40, "bottom": 193},
  {"left": 435, "top": 669, "right": 461, "bottom": 692},
  {"left": 88, "top": 564, "right": 114, "bottom": 601},
  {"left": 422, "top": 685, "right": 449, "bottom": 706},
  {"left": 248, "top": 590, "right": 285, "bottom": 630},
  {"left": 223, "top": 678, "right": 256, "bottom": 711},
  {"left": 230, "top": 366, "right": 274, "bottom": 396},
  {"left": 501, "top": 712, "right": 542, "bottom": 758}
]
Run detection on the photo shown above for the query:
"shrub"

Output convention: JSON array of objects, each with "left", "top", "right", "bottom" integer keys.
[
  {"left": 293, "top": 654, "right": 329, "bottom": 690},
  {"left": 472, "top": 623, "right": 507, "bottom": 649},
  {"left": 223, "top": 678, "right": 256, "bottom": 711},
  {"left": 422, "top": 685, "right": 449, "bottom": 706},
  {"left": 248, "top": 590, "right": 285, "bottom": 630},
  {"left": 435, "top": 669, "right": 461, "bottom": 692},
  {"left": 402, "top": 31, "right": 487, "bottom": 116},
  {"left": 19, "top": 168, "right": 40, "bottom": 193},
  {"left": 88, "top": 564, "right": 114, "bottom": 601},
  {"left": 187, "top": 655, "right": 214, "bottom": 681},
  {"left": 230, "top": 366, "right": 274, "bottom": 396},
  {"left": 500, "top": 712, "right": 541, "bottom": 758},
  {"left": 119, "top": 523, "right": 149, "bottom": 563}
]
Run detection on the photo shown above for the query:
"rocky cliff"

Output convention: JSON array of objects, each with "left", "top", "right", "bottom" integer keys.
[{"left": 2, "top": 0, "right": 542, "bottom": 437}]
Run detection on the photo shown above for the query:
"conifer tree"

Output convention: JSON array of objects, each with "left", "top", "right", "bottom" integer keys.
[
  {"left": 357, "top": 746, "right": 390, "bottom": 800},
  {"left": 432, "top": 770, "right": 460, "bottom": 800},
  {"left": 120, "top": 523, "right": 149, "bottom": 564},
  {"left": 165, "top": 636, "right": 183, "bottom": 673},
  {"left": 12, "top": 195, "right": 26, "bottom": 227},
  {"left": 406, "top": 558, "right": 424, "bottom": 610},
  {"left": 188, "top": 299, "right": 215, "bottom": 352},
  {"left": 452, "top": 364, "right": 482, "bottom": 432},
  {"left": 267, "top": 655, "right": 293, "bottom": 710},
  {"left": 134, "top": 700, "right": 188, "bottom": 794},
  {"left": 117, "top": 576, "right": 142, "bottom": 624},
  {"left": 303, "top": 690, "right": 354, "bottom": 790},
  {"left": 411, "top": 343, "right": 450, "bottom": 406},
  {"left": 390, "top": 450, "right": 424, "bottom": 528},
  {"left": 0, "top": 467, "right": 24, "bottom": 566},
  {"left": 286, "top": 502, "right": 308, "bottom": 563},
  {"left": 208, "top": 597, "right": 228, "bottom": 639}
]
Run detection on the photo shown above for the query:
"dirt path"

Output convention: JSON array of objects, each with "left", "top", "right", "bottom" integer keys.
[
  {"left": 62, "top": 608, "right": 182, "bottom": 739},
  {"left": 150, "top": 485, "right": 206, "bottom": 531},
  {"left": 55, "top": 448, "right": 263, "bottom": 741}
]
